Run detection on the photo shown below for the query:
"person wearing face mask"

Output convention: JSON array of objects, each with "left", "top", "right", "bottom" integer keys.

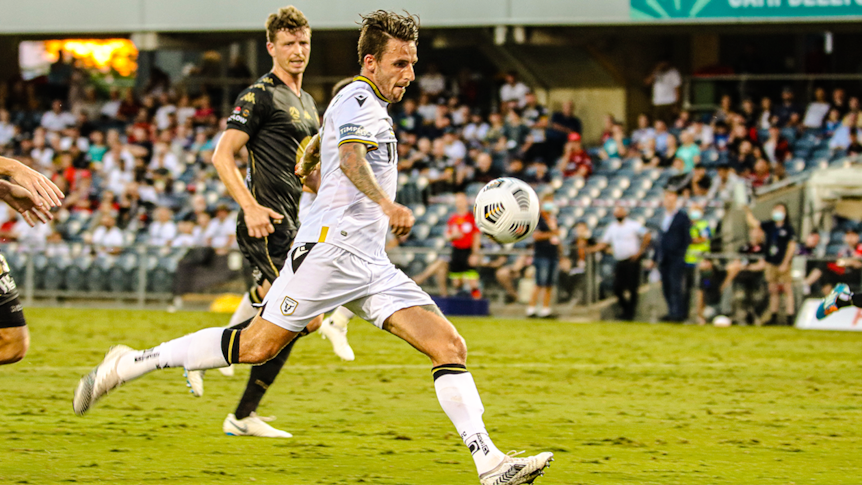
[
  {"left": 684, "top": 202, "right": 712, "bottom": 317},
  {"left": 745, "top": 203, "right": 797, "bottom": 325},
  {"left": 594, "top": 206, "right": 652, "bottom": 321},
  {"left": 527, "top": 194, "right": 561, "bottom": 318}
]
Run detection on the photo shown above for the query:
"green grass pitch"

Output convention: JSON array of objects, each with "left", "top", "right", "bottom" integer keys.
[{"left": 2, "top": 307, "right": 862, "bottom": 484}]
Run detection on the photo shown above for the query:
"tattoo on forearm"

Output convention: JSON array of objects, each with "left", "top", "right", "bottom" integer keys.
[{"left": 339, "top": 143, "right": 387, "bottom": 203}]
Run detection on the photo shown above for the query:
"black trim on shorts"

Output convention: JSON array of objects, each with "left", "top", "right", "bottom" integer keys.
[{"left": 0, "top": 296, "right": 26, "bottom": 328}]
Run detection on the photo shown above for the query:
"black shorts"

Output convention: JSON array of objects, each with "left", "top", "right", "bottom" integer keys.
[
  {"left": 0, "top": 254, "right": 25, "bottom": 328},
  {"left": 236, "top": 219, "right": 295, "bottom": 286},
  {"left": 448, "top": 247, "right": 476, "bottom": 278}
]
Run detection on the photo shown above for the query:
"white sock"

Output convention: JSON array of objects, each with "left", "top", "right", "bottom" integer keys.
[
  {"left": 434, "top": 369, "right": 506, "bottom": 475},
  {"left": 228, "top": 291, "right": 258, "bottom": 327},
  {"left": 331, "top": 306, "right": 354, "bottom": 329},
  {"left": 115, "top": 328, "right": 228, "bottom": 382}
]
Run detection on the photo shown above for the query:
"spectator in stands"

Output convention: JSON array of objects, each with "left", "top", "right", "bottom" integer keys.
[
  {"left": 748, "top": 158, "right": 773, "bottom": 189},
  {"left": 775, "top": 87, "right": 802, "bottom": 128},
  {"left": 829, "top": 112, "right": 858, "bottom": 152},
  {"left": 204, "top": 204, "right": 235, "bottom": 254},
  {"left": 148, "top": 206, "right": 177, "bottom": 247},
  {"left": 687, "top": 118, "right": 713, "bottom": 149},
  {"left": 117, "top": 88, "right": 140, "bottom": 122},
  {"left": 848, "top": 130, "right": 862, "bottom": 157},
  {"left": 495, "top": 253, "right": 531, "bottom": 304},
  {"left": 713, "top": 95, "right": 735, "bottom": 125},
  {"left": 558, "top": 132, "right": 592, "bottom": 178},
  {"left": 803, "top": 87, "right": 831, "bottom": 129},
  {"left": 640, "top": 137, "right": 666, "bottom": 168},
  {"left": 41, "top": 100, "right": 76, "bottom": 133},
  {"left": 547, "top": 101, "right": 582, "bottom": 159},
  {"left": 594, "top": 206, "right": 651, "bottom": 321},
  {"left": 503, "top": 110, "right": 529, "bottom": 155},
  {"left": 832, "top": 88, "right": 848, "bottom": 117},
  {"left": 646, "top": 61, "right": 681, "bottom": 123},
  {"left": 740, "top": 98, "right": 757, "bottom": 129},
  {"left": 0, "top": 109, "right": 14, "bottom": 147},
  {"left": 599, "top": 123, "right": 627, "bottom": 161},
  {"left": 521, "top": 92, "right": 547, "bottom": 127},
  {"left": 470, "top": 152, "right": 502, "bottom": 184},
  {"left": 731, "top": 139, "right": 757, "bottom": 175},
  {"left": 463, "top": 111, "right": 489, "bottom": 147},
  {"left": 527, "top": 193, "right": 560, "bottom": 318},
  {"left": 499, "top": 71, "right": 529, "bottom": 108},
  {"left": 395, "top": 98, "right": 421, "bottom": 135},
  {"left": 758, "top": 96, "right": 774, "bottom": 130},
  {"left": 658, "top": 188, "right": 691, "bottom": 322},
  {"left": 444, "top": 193, "right": 482, "bottom": 299},
  {"left": 745, "top": 204, "right": 796, "bottom": 326},
  {"left": 631, "top": 113, "right": 655, "bottom": 148},
  {"left": 763, "top": 125, "right": 792, "bottom": 164},
  {"left": 675, "top": 131, "right": 701, "bottom": 173},
  {"left": 87, "top": 130, "right": 107, "bottom": 164},
  {"left": 418, "top": 63, "right": 446, "bottom": 98},
  {"left": 695, "top": 257, "right": 734, "bottom": 325},
  {"left": 88, "top": 212, "right": 125, "bottom": 255},
  {"left": 654, "top": 119, "right": 671, "bottom": 153},
  {"left": 686, "top": 163, "right": 713, "bottom": 197},
  {"left": 558, "top": 221, "right": 599, "bottom": 304}
]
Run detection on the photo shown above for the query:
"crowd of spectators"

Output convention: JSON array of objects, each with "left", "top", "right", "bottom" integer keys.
[{"left": 3, "top": 56, "right": 862, "bottom": 320}]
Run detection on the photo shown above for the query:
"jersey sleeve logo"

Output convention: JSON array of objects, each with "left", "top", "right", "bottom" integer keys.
[
  {"left": 339, "top": 123, "right": 373, "bottom": 140},
  {"left": 241, "top": 92, "right": 255, "bottom": 104},
  {"left": 280, "top": 296, "right": 299, "bottom": 316},
  {"left": 289, "top": 106, "right": 301, "bottom": 121},
  {"left": 355, "top": 94, "right": 367, "bottom": 107}
]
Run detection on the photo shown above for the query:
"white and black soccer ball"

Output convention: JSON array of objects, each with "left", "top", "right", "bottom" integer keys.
[{"left": 473, "top": 177, "right": 540, "bottom": 244}]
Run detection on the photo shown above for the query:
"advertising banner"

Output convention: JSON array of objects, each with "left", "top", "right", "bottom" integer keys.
[{"left": 632, "top": 0, "right": 862, "bottom": 20}]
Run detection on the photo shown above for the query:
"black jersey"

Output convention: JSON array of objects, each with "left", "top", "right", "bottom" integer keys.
[{"left": 227, "top": 72, "right": 320, "bottom": 235}]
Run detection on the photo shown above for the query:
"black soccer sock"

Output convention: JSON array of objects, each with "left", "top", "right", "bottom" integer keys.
[
  {"left": 220, "top": 329, "right": 241, "bottom": 365},
  {"left": 234, "top": 337, "right": 298, "bottom": 420},
  {"left": 849, "top": 292, "right": 862, "bottom": 308}
]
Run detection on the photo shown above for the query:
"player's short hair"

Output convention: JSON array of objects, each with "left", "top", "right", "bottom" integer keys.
[
  {"left": 357, "top": 10, "right": 419, "bottom": 66},
  {"left": 265, "top": 6, "right": 311, "bottom": 43}
]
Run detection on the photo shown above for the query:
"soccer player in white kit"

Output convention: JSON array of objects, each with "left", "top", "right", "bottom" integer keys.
[{"left": 74, "top": 11, "right": 553, "bottom": 485}]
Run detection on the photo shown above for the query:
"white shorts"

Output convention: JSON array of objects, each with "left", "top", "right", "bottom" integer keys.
[{"left": 261, "top": 243, "right": 435, "bottom": 332}]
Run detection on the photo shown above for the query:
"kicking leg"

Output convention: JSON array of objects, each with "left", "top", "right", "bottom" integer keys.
[
  {"left": 73, "top": 315, "right": 299, "bottom": 416},
  {"left": 384, "top": 305, "right": 553, "bottom": 483},
  {"left": 817, "top": 283, "right": 862, "bottom": 319},
  {"left": 319, "top": 306, "right": 356, "bottom": 361}
]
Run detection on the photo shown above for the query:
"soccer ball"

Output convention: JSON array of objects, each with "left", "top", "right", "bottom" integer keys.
[
  {"left": 473, "top": 178, "right": 540, "bottom": 244},
  {"left": 713, "top": 315, "right": 732, "bottom": 327}
]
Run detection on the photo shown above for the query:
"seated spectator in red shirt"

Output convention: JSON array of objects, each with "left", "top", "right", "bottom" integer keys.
[
  {"left": 557, "top": 132, "right": 592, "bottom": 178},
  {"left": 747, "top": 158, "right": 772, "bottom": 188}
]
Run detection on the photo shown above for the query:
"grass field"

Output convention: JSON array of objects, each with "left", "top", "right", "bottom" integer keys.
[{"left": 2, "top": 308, "right": 862, "bottom": 484}]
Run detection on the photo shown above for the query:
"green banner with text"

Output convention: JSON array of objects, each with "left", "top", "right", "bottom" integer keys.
[{"left": 631, "top": 0, "right": 862, "bottom": 20}]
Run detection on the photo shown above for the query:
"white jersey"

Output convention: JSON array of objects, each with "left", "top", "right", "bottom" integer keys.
[
  {"left": 295, "top": 76, "right": 398, "bottom": 263},
  {"left": 298, "top": 191, "right": 315, "bottom": 225}
]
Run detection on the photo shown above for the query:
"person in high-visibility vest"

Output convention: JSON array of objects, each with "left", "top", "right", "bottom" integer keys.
[{"left": 685, "top": 202, "right": 712, "bottom": 318}]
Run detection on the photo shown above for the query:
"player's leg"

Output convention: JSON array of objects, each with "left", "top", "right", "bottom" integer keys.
[
  {"left": 816, "top": 282, "right": 862, "bottom": 319},
  {"left": 383, "top": 305, "right": 553, "bottom": 483},
  {"left": 355, "top": 267, "right": 552, "bottom": 483},
  {"left": 0, "top": 256, "right": 28, "bottom": 365},
  {"left": 73, "top": 313, "right": 300, "bottom": 415},
  {"left": 319, "top": 306, "right": 356, "bottom": 361}
]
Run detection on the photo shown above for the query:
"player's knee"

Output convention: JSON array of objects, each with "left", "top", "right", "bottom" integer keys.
[
  {"left": 444, "top": 332, "right": 468, "bottom": 364},
  {"left": 0, "top": 339, "right": 27, "bottom": 365}
]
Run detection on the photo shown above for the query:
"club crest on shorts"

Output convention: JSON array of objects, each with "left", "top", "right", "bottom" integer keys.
[{"left": 280, "top": 296, "right": 299, "bottom": 315}]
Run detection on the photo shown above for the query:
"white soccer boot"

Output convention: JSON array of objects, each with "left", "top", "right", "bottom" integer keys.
[
  {"left": 184, "top": 369, "right": 205, "bottom": 397},
  {"left": 73, "top": 345, "right": 135, "bottom": 416},
  {"left": 218, "top": 364, "right": 235, "bottom": 376},
  {"left": 479, "top": 451, "right": 554, "bottom": 485},
  {"left": 318, "top": 317, "right": 355, "bottom": 361},
  {"left": 223, "top": 412, "right": 293, "bottom": 438}
]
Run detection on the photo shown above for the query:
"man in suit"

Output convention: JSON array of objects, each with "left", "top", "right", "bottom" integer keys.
[{"left": 658, "top": 188, "right": 692, "bottom": 322}]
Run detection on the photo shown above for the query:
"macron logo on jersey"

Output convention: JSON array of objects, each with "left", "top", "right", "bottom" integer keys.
[
  {"left": 355, "top": 94, "right": 367, "bottom": 107},
  {"left": 339, "top": 123, "right": 373, "bottom": 140}
]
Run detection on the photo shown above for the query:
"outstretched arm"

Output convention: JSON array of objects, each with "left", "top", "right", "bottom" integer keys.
[
  {"left": 339, "top": 142, "right": 414, "bottom": 237},
  {"left": 0, "top": 156, "right": 64, "bottom": 208}
]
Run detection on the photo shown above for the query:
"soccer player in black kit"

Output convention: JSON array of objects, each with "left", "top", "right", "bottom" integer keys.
[{"left": 186, "top": 6, "right": 348, "bottom": 437}]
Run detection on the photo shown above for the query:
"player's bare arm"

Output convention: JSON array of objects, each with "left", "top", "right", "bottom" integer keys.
[
  {"left": 212, "top": 129, "right": 283, "bottom": 238},
  {"left": 338, "top": 142, "right": 414, "bottom": 236},
  {"left": 295, "top": 133, "right": 320, "bottom": 180},
  {"left": 0, "top": 156, "right": 64, "bottom": 208}
]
